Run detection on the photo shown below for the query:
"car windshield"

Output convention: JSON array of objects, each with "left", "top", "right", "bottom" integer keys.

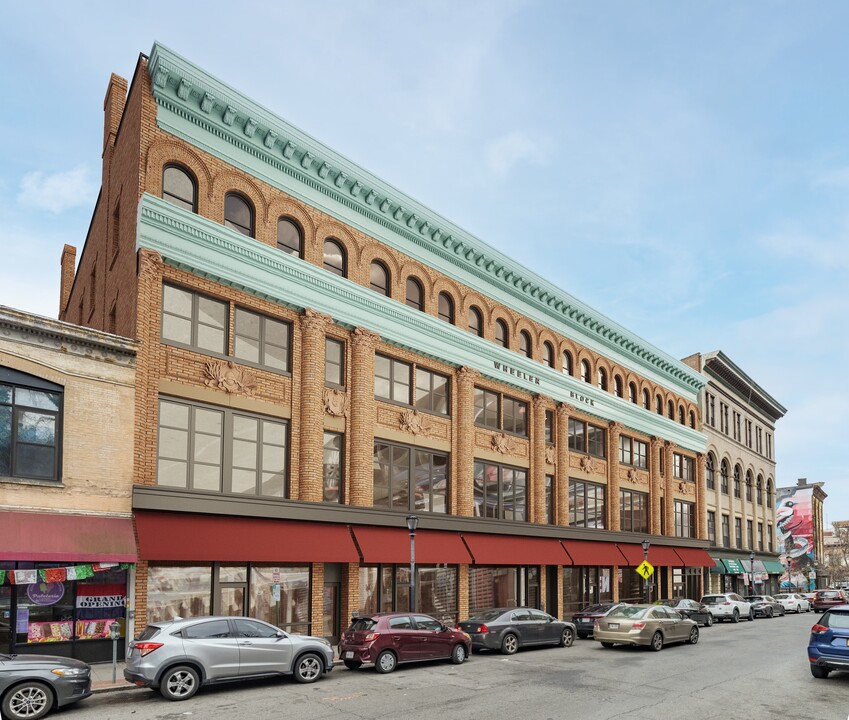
[
  {"left": 349, "top": 618, "right": 377, "bottom": 631},
  {"left": 608, "top": 606, "right": 648, "bottom": 619},
  {"left": 818, "top": 591, "right": 840, "bottom": 598},
  {"left": 745, "top": 596, "right": 765, "bottom": 602},
  {"left": 468, "top": 609, "right": 507, "bottom": 623},
  {"left": 701, "top": 596, "right": 724, "bottom": 604},
  {"left": 580, "top": 604, "right": 613, "bottom": 614},
  {"left": 774, "top": 594, "right": 789, "bottom": 599},
  {"left": 656, "top": 599, "right": 682, "bottom": 608},
  {"left": 136, "top": 625, "right": 162, "bottom": 641},
  {"left": 821, "top": 611, "right": 849, "bottom": 629}
]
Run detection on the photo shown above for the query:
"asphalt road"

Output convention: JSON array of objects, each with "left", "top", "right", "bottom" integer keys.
[{"left": 64, "top": 611, "right": 848, "bottom": 720}]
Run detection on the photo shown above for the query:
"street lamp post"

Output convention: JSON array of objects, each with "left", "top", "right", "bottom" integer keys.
[
  {"left": 749, "top": 550, "right": 756, "bottom": 597},
  {"left": 642, "top": 539, "right": 651, "bottom": 603},
  {"left": 407, "top": 515, "right": 418, "bottom": 612}
]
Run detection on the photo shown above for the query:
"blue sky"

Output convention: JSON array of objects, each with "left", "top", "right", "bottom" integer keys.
[{"left": 1, "top": 2, "right": 846, "bottom": 521}]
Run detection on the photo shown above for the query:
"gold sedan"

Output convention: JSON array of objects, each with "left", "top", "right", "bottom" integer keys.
[{"left": 594, "top": 604, "right": 699, "bottom": 651}]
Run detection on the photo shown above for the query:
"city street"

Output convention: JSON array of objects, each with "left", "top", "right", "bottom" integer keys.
[{"left": 70, "top": 612, "right": 846, "bottom": 720}]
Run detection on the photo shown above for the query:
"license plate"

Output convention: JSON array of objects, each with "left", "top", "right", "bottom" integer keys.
[
  {"left": 578, "top": 619, "right": 591, "bottom": 623},
  {"left": 608, "top": 623, "right": 619, "bottom": 629},
  {"left": 345, "top": 651, "right": 354, "bottom": 659}
]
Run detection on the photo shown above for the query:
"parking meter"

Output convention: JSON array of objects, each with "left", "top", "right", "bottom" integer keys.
[{"left": 109, "top": 621, "right": 121, "bottom": 682}]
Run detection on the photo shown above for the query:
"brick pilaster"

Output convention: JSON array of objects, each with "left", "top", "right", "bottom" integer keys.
[
  {"left": 455, "top": 367, "right": 480, "bottom": 517},
  {"left": 531, "top": 395, "right": 552, "bottom": 524},
  {"left": 298, "top": 308, "right": 332, "bottom": 502},
  {"left": 664, "top": 442, "right": 675, "bottom": 536},
  {"left": 555, "top": 403, "right": 574, "bottom": 526},
  {"left": 696, "top": 452, "right": 707, "bottom": 540},
  {"left": 311, "top": 563, "right": 325, "bottom": 636},
  {"left": 348, "top": 327, "right": 380, "bottom": 507},
  {"left": 607, "top": 422, "right": 623, "bottom": 531},
  {"left": 649, "top": 437, "right": 663, "bottom": 535}
]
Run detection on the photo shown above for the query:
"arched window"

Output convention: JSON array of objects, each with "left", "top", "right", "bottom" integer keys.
[
  {"left": 323, "top": 239, "right": 346, "bottom": 277},
  {"left": 597, "top": 368, "right": 608, "bottom": 391},
  {"left": 757, "top": 476, "right": 764, "bottom": 505},
  {"left": 468, "top": 306, "right": 483, "bottom": 336},
  {"left": 406, "top": 277, "right": 424, "bottom": 311},
  {"left": 224, "top": 192, "right": 254, "bottom": 237},
  {"left": 767, "top": 479, "right": 774, "bottom": 505},
  {"left": 720, "top": 460, "right": 730, "bottom": 494},
  {"left": 733, "top": 465, "right": 741, "bottom": 498},
  {"left": 495, "top": 319, "right": 509, "bottom": 348},
  {"left": 580, "top": 360, "right": 591, "bottom": 383},
  {"left": 745, "top": 471, "right": 753, "bottom": 501},
  {"left": 277, "top": 217, "right": 303, "bottom": 257},
  {"left": 628, "top": 382, "right": 637, "bottom": 404},
  {"left": 519, "top": 330, "right": 532, "bottom": 358},
  {"left": 162, "top": 164, "right": 197, "bottom": 212},
  {"left": 706, "top": 454, "right": 715, "bottom": 490},
  {"left": 689, "top": 410, "right": 696, "bottom": 428},
  {"left": 614, "top": 376, "right": 623, "bottom": 398},
  {"left": 667, "top": 400, "right": 674, "bottom": 419},
  {"left": 543, "top": 342, "right": 554, "bottom": 368},
  {"left": 370, "top": 261, "right": 390, "bottom": 296},
  {"left": 678, "top": 406, "right": 685, "bottom": 424},
  {"left": 438, "top": 292, "right": 454, "bottom": 323},
  {"left": 562, "top": 351, "right": 573, "bottom": 375}
]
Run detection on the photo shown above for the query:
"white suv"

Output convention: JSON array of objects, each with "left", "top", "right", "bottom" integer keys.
[{"left": 700, "top": 593, "right": 754, "bottom": 623}]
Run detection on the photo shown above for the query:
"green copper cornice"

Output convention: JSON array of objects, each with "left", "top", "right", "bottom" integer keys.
[
  {"left": 137, "top": 194, "right": 706, "bottom": 452},
  {"left": 146, "top": 42, "right": 705, "bottom": 397}
]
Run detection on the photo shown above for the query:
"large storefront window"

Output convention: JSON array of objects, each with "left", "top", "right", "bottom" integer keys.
[
  {"left": 373, "top": 441, "right": 448, "bottom": 513},
  {"left": 569, "top": 479, "right": 606, "bottom": 529},
  {"left": 147, "top": 563, "right": 310, "bottom": 634},
  {"left": 473, "top": 461, "right": 527, "bottom": 521},
  {"left": 562, "top": 567, "right": 612, "bottom": 615},
  {"left": 468, "top": 567, "right": 539, "bottom": 615},
  {"left": 618, "top": 567, "right": 643, "bottom": 603},
  {"left": 358, "top": 565, "right": 457, "bottom": 624}
]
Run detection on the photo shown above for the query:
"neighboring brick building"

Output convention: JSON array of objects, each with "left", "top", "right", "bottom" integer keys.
[
  {"left": 682, "top": 351, "right": 786, "bottom": 595},
  {"left": 0, "top": 306, "right": 137, "bottom": 661},
  {"left": 61, "top": 43, "right": 713, "bottom": 640}
]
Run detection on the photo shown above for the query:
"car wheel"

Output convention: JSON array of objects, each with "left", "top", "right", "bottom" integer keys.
[
  {"left": 375, "top": 650, "right": 397, "bottom": 674},
  {"left": 650, "top": 632, "right": 664, "bottom": 652},
  {"left": 705, "top": 614, "right": 714, "bottom": 628},
  {"left": 559, "top": 627, "right": 574, "bottom": 648},
  {"left": 731, "top": 609, "right": 740, "bottom": 623},
  {"left": 293, "top": 653, "right": 323, "bottom": 683},
  {"left": 796, "top": 604, "right": 802, "bottom": 614},
  {"left": 748, "top": 608, "right": 755, "bottom": 621},
  {"left": 600, "top": 642, "right": 615, "bottom": 648},
  {"left": 451, "top": 643, "right": 467, "bottom": 665},
  {"left": 501, "top": 633, "right": 519, "bottom": 655},
  {"left": 810, "top": 665, "right": 830, "bottom": 679},
  {"left": 2, "top": 681, "right": 53, "bottom": 720},
  {"left": 687, "top": 627, "right": 699, "bottom": 645},
  {"left": 160, "top": 665, "right": 200, "bottom": 701},
  {"left": 343, "top": 659, "right": 362, "bottom": 670},
  {"left": 767, "top": 608, "right": 773, "bottom": 619}
]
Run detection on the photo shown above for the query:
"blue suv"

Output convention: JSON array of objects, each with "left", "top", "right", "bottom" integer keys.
[{"left": 808, "top": 604, "right": 849, "bottom": 678}]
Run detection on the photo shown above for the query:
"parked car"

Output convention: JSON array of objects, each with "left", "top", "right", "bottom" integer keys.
[
  {"left": 457, "top": 607, "right": 576, "bottom": 654},
  {"left": 744, "top": 595, "right": 786, "bottom": 618},
  {"left": 808, "top": 604, "right": 849, "bottom": 678},
  {"left": 774, "top": 593, "right": 811, "bottom": 613},
  {"left": 339, "top": 613, "right": 471, "bottom": 673},
  {"left": 655, "top": 599, "right": 714, "bottom": 627},
  {"left": 1, "top": 652, "right": 91, "bottom": 720},
  {"left": 124, "top": 616, "right": 334, "bottom": 700},
  {"left": 593, "top": 604, "right": 699, "bottom": 651},
  {"left": 812, "top": 589, "right": 849, "bottom": 613},
  {"left": 571, "top": 603, "right": 624, "bottom": 639},
  {"left": 700, "top": 593, "right": 754, "bottom": 623}
]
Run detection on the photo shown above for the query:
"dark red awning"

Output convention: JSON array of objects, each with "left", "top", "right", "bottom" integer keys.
[
  {"left": 0, "top": 511, "right": 137, "bottom": 562},
  {"left": 462, "top": 534, "right": 571, "bottom": 566},
  {"left": 617, "top": 543, "right": 686, "bottom": 567},
  {"left": 674, "top": 547, "right": 716, "bottom": 567},
  {"left": 351, "top": 526, "right": 473, "bottom": 564},
  {"left": 134, "top": 512, "right": 359, "bottom": 563},
  {"left": 561, "top": 540, "right": 627, "bottom": 566}
]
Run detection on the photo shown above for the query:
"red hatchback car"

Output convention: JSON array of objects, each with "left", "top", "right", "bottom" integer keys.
[
  {"left": 813, "top": 590, "right": 849, "bottom": 613},
  {"left": 339, "top": 613, "right": 471, "bottom": 673}
]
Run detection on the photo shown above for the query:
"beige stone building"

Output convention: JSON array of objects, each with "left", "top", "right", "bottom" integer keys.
[
  {"left": 0, "top": 305, "right": 137, "bottom": 661},
  {"left": 682, "top": 351, "right": 786, "bottom": 594}
]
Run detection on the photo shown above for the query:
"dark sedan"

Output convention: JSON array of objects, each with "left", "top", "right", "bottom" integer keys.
[
  {"left": 745, "top": 595, "right": 786, "bottom": 618},
  {"left": 570, "top": 603, "right": 624, "bottom": 639},
  {"left": 656, "top": 599, "right": 714, "bottom": 627},
  {"left": 1, "top": 653, "right": 91, "bottom": 720},
  {"left": 457, "top": 607, "right": 575, "bottom": 654}
]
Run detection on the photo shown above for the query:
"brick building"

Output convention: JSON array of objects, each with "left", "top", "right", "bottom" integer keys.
[
  {"left": 0, "top": 306, "right": 137, "bottom": 661},
  {"left": 60, "top": 43, "right": 714, "bottom": 641}
]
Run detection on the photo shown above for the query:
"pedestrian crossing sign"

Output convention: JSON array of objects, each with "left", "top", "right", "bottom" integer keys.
[{"left": 636, "top": 560, "right": 654, "bottom": 580}]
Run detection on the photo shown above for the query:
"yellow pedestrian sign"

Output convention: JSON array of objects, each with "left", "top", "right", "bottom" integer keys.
[{"left": 636, "top": 560, "right": 654, "bottom": 580}]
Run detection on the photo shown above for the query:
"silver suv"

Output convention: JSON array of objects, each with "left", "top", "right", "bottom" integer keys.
[
  {"left": 700, "top": 593, "right": 754, "bottom": 623},
  {"left": 124, "top": 616, "right": 334, "bottom": 700}
]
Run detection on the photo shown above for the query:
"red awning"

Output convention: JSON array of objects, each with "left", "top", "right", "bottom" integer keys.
[
  {"left": 462, "top": 534, "right": 571, "bottom": 566},
  {"left": 351, "top": 527, "right": 473, "bottom": 564},
  {"left": 561, "top": 540, "right": 627, "bottom": 566},
  {"left": 617, "top": 543, "right": 687, "bottom": 567},
  {"left": 134, "top": 512, "right": 359, "bottom": 563},
  {"left": 0, "top": 511, "right": 137, "bottom": 562},
  {"left": 674, "top": 547, "right": 716, "bottom": 567}
]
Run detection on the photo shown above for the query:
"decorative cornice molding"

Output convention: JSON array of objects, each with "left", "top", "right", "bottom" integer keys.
[
  {"left": 146, "top": 42, "right": 705, "bottom": 396},
  {"left": 137, "top": 194, "right": 708, "bottom": 452},
  {"left": 0, "top": 305, "right": 137, "bottom": 366}
]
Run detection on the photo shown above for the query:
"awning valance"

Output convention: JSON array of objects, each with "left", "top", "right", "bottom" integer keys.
[
  {"left": 462, "top": 534, "right": 571, "bottom": 566},
  {"left": 561, "top": 540, "right": 627, "bottom": 566},
  {"left": 352, "top": 526, "right": 472, "bottom": 564}
]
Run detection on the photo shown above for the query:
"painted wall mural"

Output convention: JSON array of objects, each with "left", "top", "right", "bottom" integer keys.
[{"left": 776, "top": 486, "right": 815, "bottom": 589}]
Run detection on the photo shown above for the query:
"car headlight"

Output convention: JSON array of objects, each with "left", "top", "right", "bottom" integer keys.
[{"left": 52, "top": 667, "right": 89, "bottom": 677}]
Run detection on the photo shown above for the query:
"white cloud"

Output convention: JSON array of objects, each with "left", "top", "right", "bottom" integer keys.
[
  {"left": 484, "top": 130, "right": 547, "bottom": 178},
  {"left": 17, "top": 166, "right": 97, "bottom": 214}
]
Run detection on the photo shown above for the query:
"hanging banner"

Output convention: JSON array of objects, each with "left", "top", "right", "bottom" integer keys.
[{"left": 76, "top": 583, "right": 127, "bottom": 609}]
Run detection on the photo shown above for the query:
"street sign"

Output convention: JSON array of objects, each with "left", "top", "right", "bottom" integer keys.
[
  {"left": 636, "top": 561, "right": 655, "bottom": 580},
  {"left": 272, "top": 567, "right": 280, "bottom": 584},
  {"left": 271, "top": 583, "right": 281, "bottom": 602}
]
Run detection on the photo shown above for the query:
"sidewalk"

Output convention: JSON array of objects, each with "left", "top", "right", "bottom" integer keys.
[{"left": 90, "top": 660, "right": 134, "bottom": 693}]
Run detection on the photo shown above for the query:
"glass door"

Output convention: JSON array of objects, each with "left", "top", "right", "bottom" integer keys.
[{"left": 323, "top": 583, "right": 340, "bottom": 644}]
